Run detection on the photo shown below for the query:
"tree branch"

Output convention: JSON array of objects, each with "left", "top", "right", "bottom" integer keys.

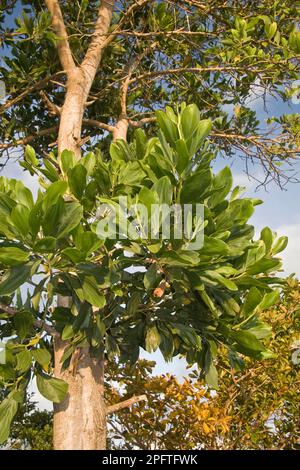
[
  {"left": 44, "top": 0, "right": 76, "bottom": 72},
  {"left": 0, "top": 303, "right": 56, "bottom": 336},
  {"left": 129, "top": 117, "right": 156, "bottom": 127},
  {"left": 0, "top": 126, "right": 58, "bottom": 149},
  {"left": 83, "top": 119, "right": 115, "bottom": 134},
  {"left": 106, "top": 394, "right": 147, "bottom": 415},
  {"left": 39, "top": 90, "right": 61, "bottom": 116},
  {"left": 129, "top": 66, "right": 249, "bottom": 85},
  {"left": 81, "top": 1, "right": 116, "bottom": 83},
  {"left": 0, "top": 73, "right": 63, "bottom": 115},
  {"left": 120, "top": 42, "right": 158, "bottom": 118}
]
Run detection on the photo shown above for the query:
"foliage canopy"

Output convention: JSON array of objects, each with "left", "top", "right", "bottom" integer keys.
[{"left": 0, "top": 104, "right": 288, "bottom": 443}]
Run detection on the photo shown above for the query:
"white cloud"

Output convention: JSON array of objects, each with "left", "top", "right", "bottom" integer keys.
[
  {"left": 275, "top": 222, "right": 300, "bottom": 278},
  {"left": 0, "top": 157, "right": 39, "bottom": 196}
]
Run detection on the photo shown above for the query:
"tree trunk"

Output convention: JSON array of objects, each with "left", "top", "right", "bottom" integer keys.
[
  {"left": 113, "top": 118, "right": 129, "bottom": 142},
  {"left": 53, "top": 337, "right": 106, "bottom": 450},
  {"left": 54, "top": 67, "right": 106, "bottom": 446},
  {"left": 57, "top": 69, "right": 87, "bottom": 158},
  {"left": 45, "top": 0, "right": 115, "bottom": 451}
]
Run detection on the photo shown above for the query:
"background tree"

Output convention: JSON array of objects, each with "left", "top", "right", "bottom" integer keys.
[
  {"left": 0, "top": 391, "right": 53, "bottom": 450},
  {"left": 0, "top": 0, "right": 298, "bottom": 450},
  {"left": 107, "top": 278, "right": 300, "bottom": 450}
]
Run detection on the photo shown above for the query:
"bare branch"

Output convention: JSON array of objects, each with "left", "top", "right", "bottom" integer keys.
[
  {"left": 39, "top": 90, "right": 62, "bottom": 116},
  {"left": 129, "top": 66, "right": 252, "bottom": 85},
  {"left": 0, "top": 73, "right": 64, "bottom": 115},
  {"left": 120, "top": 42, "right": 158, "bottom": 117},
  {"left": 72, "top": 29, "right": 218, "bottom": 39},
  {"left": 106, "top": 395, "right": 147, "bottom": 415},
  {"left": 44, "top": 0, "right": 76, "bottom": 72},
  {"left": 0, "top": 126, "right": 58, "bottom": 149},
  {"left": 0, "top": 303, "right": 56, "bottom": 336},
  {"left": 129, "top": 117, "right": 156, "bottom": 127},
  {"left": 83, "top": 119, "right": 115, "bottom": 134}
]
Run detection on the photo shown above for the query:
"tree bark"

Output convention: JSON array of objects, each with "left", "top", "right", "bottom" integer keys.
[
  {"left": 113, "top": 118, "right": 129, "bottom": 142},
  {"left": 53, "top": 337, "right": 106, "bottom": 450},
  {"left": 57, "top": 69, "right": 87, "bottom": 158}
]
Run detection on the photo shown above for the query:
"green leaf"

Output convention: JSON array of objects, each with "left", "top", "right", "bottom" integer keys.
[
  {"left": 62, "top": 247, "right": 86, "bottom": 263},
  {"left": 259, "top": 289, "right": 280, "bottom": 310},
  {"left": 80, "top": 152, "right": 96, "bottom": 176},
  {"left": 160, "top": 250, "right": 200, "bottom": 266},
  {"left": 138, "top": 186, "right": 160, "bottom": 214},
  {"left": 246, "top": 258, "right": 281, "bottom": 275},
  {"left": 36, "top": 372, "right": 68, "bottom": 403},
  {"left": 10, "top": 205, "right": 30, "bottom": 237},
  {"left": 152, "top": 176, "right": 173, "bottom": 205},
  {"left": 0, "top": 246, "right": 30, "bottom": 265},
  {"left": 260, "top": 227, "right": 273, "bottom": 252},
  {"left": 74, "top": 231, "right": 102, "bottom": 254},
  {"left": 15, "top": 183, "right": 34, "bottom": 209},
  {"left": 14, "top": 311, "right": 34, "bottom": 341},
  {"left": 209, "top": 167, "right": 233, "bottom": 208},
  {"left": 25, "top": 145, "right": 38, "bottom": 166},
  {"left": 289, "top": 31, "right": 300, "bottom": 53},
  {"left": 180, "top": 169, "right": 212, "bottom": 203},
  {"left": 0, "top": 263, "right": 34, "bottom": 296},
  {"left": 144, "top": 264, "right": 159, "bottom": 290},
  {"left": 180, "top": 103, "right": 200, "bottom": 143},
  {"left": 33, "top": 236, "right": 56, "bottom": 253},
  {"left": 145, "top": 325, "right": 161, "bottom": 352},
  {"left": 0, "top": 395, "right": 19, "bottom": 444},
  {"left": 192, "top": 119, "right": 212, "bottom": 154},
  {"left": 266, "top": 21, "right": 277, "bottom": 39},
  {"left": 105, "top": 334, "right": 120, "bottom": 359},
  {"left": 204, "top": 270, "right": 238, "bottom": 291},
  {"left": 43, "top": 181, "right": 68, "bottom": 212},
  {"left": 175, "top": 139, "right": 190, "bottom": 173},
  {"left": 241, "top": 287, "right": 262, "bottom": 316},
  {"left": 32, "top": 348, "right": 51, "bottom": 367},
  {"left": 68, "top": 164, "right": 87, "bottom": 199},
  {"left": 272, "top": 236, "right": 288, "bottom": 255},
  {"left": 82, "top": 277, "right": 106, "bottom": 308},
  {"left": 205, "top": 362, "right": 218, "bottom": 389},
  {"left": 244, "top": 322, "right": 272, "bottom": 340},
  {"left": 156, "top": 110, "right": 178, "bottom": 145},
  {"left": 16, "top": 349, "right": 32, "bottom": 373},
  {"left": 201, "top": 236, "right": 229, "bottom": 256},
  {"left": 118, "top": 161, "right": 146, "bottom": 186},
  {"left": 127, "top": 292, "right": 141, "bottom": 316},
  {"left": 231, "top": 330, "right": 265, "bottom": 352},
  {"left": 56, "top": 202, "right": 83, "bottom": 239},
  {"left": 61, "top": 150, "right": 76, "bottom": 174},
  {"left": 61, "top": 324, "right": 74, "bottom": 341}
]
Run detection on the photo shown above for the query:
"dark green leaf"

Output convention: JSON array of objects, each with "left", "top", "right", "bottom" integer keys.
[{"left": 36, "top": 372, "right": 68, "bottom": 403}]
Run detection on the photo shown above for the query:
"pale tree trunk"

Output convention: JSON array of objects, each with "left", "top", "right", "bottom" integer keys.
[
  {"left": 45, "top": 0, "right": 115, "bottom": 450},
  {"left": 113, "top": 118, "right": 129, "bottom": 142},
  {"left": 53, "top": 337, "right": 106, "bottom": 450}
]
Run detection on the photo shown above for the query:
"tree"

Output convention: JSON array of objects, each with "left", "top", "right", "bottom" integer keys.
[
  {"left": 107, "top": 278, "right": 300, "bottom": 450},
  {"left": 0, "top": 0, "right": 298, "bottom": 450},
  {"left": 5, "top": 279, "right": 299, "bottom": 451},
  {"left": 0, "top": 391, "right": 53, "bottom": 450}
]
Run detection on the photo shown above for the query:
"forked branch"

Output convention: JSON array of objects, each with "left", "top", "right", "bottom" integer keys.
[{"left": 44, "top": 0, "right": 76, "bottom": 72}]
